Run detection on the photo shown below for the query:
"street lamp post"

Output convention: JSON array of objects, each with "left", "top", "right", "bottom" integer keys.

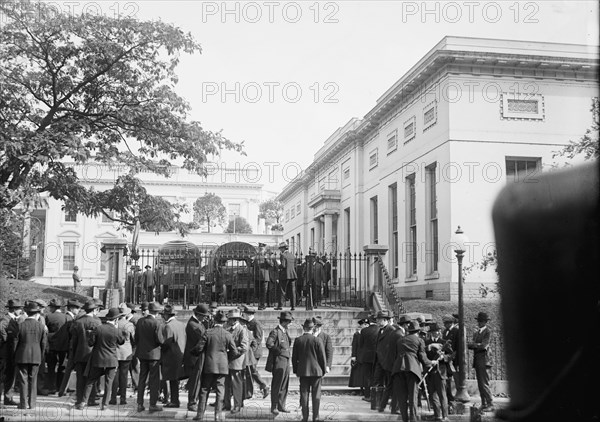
[{"left": 453, "top": 226, "right": 471, "bottom": 403}]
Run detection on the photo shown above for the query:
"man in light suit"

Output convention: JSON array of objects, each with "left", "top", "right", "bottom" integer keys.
[
  {"left": 109, "top": 304, "right": 135, "bottom": 405},
  {"left": 265, "top": 310, "right": 293, "bottom": 415},
  {"left": 14, "top": 301, "right": 47, "bottom": 412},
  {"left": 292, "top": 318, "right": 328, "bottom": 422},
  {"left": 468, "top": 312, "right": 494, "bottom": 411},
  {"left": 223, "top": 309, "right": 248, "bottom": 413},
  {"left": 392, "top": 321, "right": 437, "bottom": 422},
  {"left": 242, "top": 306, "right": 269, "bottom": 398},
  {"left": 183, "top": 304, "right": 208, "bottom": 412},
  {"left": 277, "top": 243, "right": 297, "bottom": 311},
  {"left": 160, "top": 305, "right": 186, "bottom": 408},
  {"left": 1, "top": 299, "right": 24, "bottom": 406},
  {"left": 135, "top": 302, "right": 164, "bottom": 413}
]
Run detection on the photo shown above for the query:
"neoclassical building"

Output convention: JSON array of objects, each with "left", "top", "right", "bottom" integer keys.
[{"left": 276, "top": 36, "right": 599, "bottom": 299}]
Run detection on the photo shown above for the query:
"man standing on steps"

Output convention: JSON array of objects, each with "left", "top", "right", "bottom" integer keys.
[
  {"left": 183, "top": 304, "right": 209, "bottom": 412},
  {"left": 292, "top": 318, "right": 328, "bottom": 422},
  {"left": 135, "top": 302, "right": 164, "bottom": 413},
  {"left": 254, "top": 243, "right": 271, "bottom": 311},
  {"left": 357, "top": 314, "right": 378, "bottom": 402},
  {"left": 265, "top": 311, "right": 293, "bottom": 416},
  {"left": 372, "top": 310, "right": 395, "bottom": 413},
  {"left": 312, "top": 317, "right": 333, "bottom": 375},
  {"left": 277, "top": 242, "right": 297, "bottom": 311},
  {"left": 242, "top": 306, "right": 269, "bottom": 398},
  {"left": 468, "top": 312, "right": 494, "bottom": 412},
  {"left": 44, "top": 299, "right": 68, "bottom": 394}
]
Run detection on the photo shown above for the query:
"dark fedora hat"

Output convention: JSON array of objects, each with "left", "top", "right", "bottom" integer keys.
[
  {"left": 209, "top": 302, "right": 219, "bottom": 309},
  {"left": 145, "top": 265, "right": 152, "bottom": 269},
  {"left": 106, "top": 308, "right": 123, "bottom": 320},
  {"left": 162, "top": 304, "right": 176, "bottom": 316},
  {"left": 376, "top": 310, "right": 393, "bottom": 319},
  {"left": 140, "top": 301, "right": 149, "bottom": 311},
  {"left": 148, "top": 302, "right": 163, "bottom": 312},
  {"left": 48, "top": 298, "right": 64, "bottom": 308},
  {"left": 312, "top": 316, "right": 324, "bottom": 326},
  {"left": 429, "top": 323, "right": 441, "bottom": 332},
  {"left": 126, "top": 302, "right": 138, "bottom": 312},
  {"left": 452, "top": 313, "right": 459, "bottom": 320},
  {"left": 193, "top": 304, "right": 210, "bottom": 316},
  {"left": 82, "top": 300, "right": 97, "bottom": 312},
  {"left": 214, "top": 311, "right": 228, "bottom": 324},
  {"left": 278, "top": 311, "right": 294, "bottom": 321},
  {"left": 258, "top": 242, "right": 266, "bottom": 247},
  {"left": 476, "top": 312, "right": 490, "bottom": 322},
  {"left": 397, "top": 315, "right": 411, "bottom": 325},
  {"left": 242, "top": 305, "right": 257, "bottom": 314},
  {"left": 303, "top": 318, "right": 315, "bottom": 330},
  {"left": 24, "top": 301, "right": 41, "bottom": 313},
  {"left": 93, "top": 298, "right": 104, "bottom": 310},
  {"left": 67, "top": 299, "right": 82, "bottom": 308},
  {"left": 7, "top": 299, "right": 23, "bottom": 309},
  {"left": 407, "top": 321, "right": 421, "bottom": 333}
]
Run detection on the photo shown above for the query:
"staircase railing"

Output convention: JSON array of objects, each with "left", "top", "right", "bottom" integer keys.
[{"left": 375, "top": 253, "right": 406, "bottom": 316}]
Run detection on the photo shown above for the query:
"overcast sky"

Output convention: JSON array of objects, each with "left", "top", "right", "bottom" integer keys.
[{"left": 129, "top": 1, "right": 598, "bottom": 194}]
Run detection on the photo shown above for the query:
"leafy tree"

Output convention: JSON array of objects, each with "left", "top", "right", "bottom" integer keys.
[
  {"left": 193, "top": 193, "right": 226, "bottom": 233},
  {"left": 224, "top": 216, "right": 252, "bottom": 234},
  {"left": 553, "top": 97, "right": 599, "bottom": 161},
  {"left": 0, "top": 209, "right": 31, "bottom": 279},
  {"left": 259, "top": 199, "right": 283, "bottom": 226},
  {"left": 0, "top": 2, "right": 244, "bottom": 218}
]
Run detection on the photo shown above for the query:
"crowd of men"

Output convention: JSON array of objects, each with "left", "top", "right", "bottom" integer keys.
[{"left": 350, "top": 310, "right": 494, "bottom": 422}]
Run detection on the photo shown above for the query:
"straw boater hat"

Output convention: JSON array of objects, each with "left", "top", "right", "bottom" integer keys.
[
  {"left": 227, "top": 309, "right": 242, "bottom": 320},
  {"left": 278, "top": 242, "right": 288, "bottom": 250},
  {"left": 118, "top": 303, "right": 132, "bottom": 316}
]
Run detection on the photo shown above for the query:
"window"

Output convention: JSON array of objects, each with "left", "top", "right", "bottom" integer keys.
[
  {"left": 63, "top": 241, "right": 76, "bottom": 271},
  {"left": 296, "top": 202, "right": 301, "bottom": 214},
  {"left": 423, "top": 100, "right": 437, "bottom": 131},
  {"left": 406, "top": 174, "right": 417, "bottom": 277},
  {"left": 64, "top": 210, "right": 77, "bottom": 223},
  {"left": 285, "top": 210, "right": 290, "bottom": 222},
  {"left": 389, "top": 184, "right": 398, "bottom": 278},
  {"left": 328, "top": 169, "right": 339, "bottom": 190},
  {"left": 343, "top": 167, "right": 350, "bottom": 180},
  {"left": 426, "top": 164, "right": 438, "bottom": 274},
  {"left": 370, "top": 196, "right": 378, "bottom": 244},
  {"left": 100, "top": 249, "right": 108, "bottom": 272},
  {"left": 501, "top": 94, "right": 544, "bottom": 120},
  {"left": 369, "top": 149, "right": 378, "bottom": 170},
  {"left": 310, "top": 228, "right": 315, "bottom": 251},
  {"left": 404, "top": 116, "right": 416, "bottom": 143},
  {"left": 297, "top": 234, "right": 301, "bottom": 253},
  {"left": 318, "top": 177, "right": 326, "bottom": 191},
  {"left": 506, "top": 157, "right": 541, "bottom": 183},
  {"left": 344, "top": 207, "right": 351, "bottom": 249},
  {"left": 387, "top": 129, "right": 398, "bottom": 154},
  {"left": 290, "top": 206, "right": 295, "bottom": 219},
  {"left": 290, "top": 237, "right": 295, "bottom": 253}
]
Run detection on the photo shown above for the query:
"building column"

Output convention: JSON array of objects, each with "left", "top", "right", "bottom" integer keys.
[
  {"left": 314, "top": 217, "right": 322, "bottom": 253},
  {"left": 324, "top": 214, "right": 333, "bottom": 254}
]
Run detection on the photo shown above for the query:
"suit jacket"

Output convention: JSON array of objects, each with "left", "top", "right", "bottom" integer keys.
[
  {"left": 183, "top": 315, "right": 206, "bottom": 376},
  {"left": 45, "top": 310, "right": 69, "bottom": 352},
  {"left": 317, "top": 331, "right": 333, "bottom": 368},
  {"left": 351, "top": 331, "right": 360, "bottom": 359},
  {"left": 135, "top": 315, "right": 164, "bottom": 360},
  {"left": 0, "top": 314, "right": 19, "bottom": 359},
  {"left": 15, "top": 318, "right": 47, "bottom": 364},
  {"left": 323, "top": 261, "right": 332, "bottom": 282},
  {"left": 375, "top": 324, "right": 396, "bottom": 371},
  {"left": 392, "top": 333, "right": 433, "bottom": 378},
  {"left": 71, "top": 314, "right": 102, "bottom": 363},
  {"left": 228, "top": 323, "right": 249, "bottom": 370},
  {"left": 246, "top": 318, "right": 264, "bottom": 360},
  {"left": 425, "top": 336, "right": 452, "bottom": 379},
  {"left": 254, "top": 253, "right": 272, "bottom": 282},
  {"left": 161, "top": 317, "right": 186, "bottom": 380},
  {"left": 292, "top": 333, "right": 326, "bottom": 377},
  {"left": 312, "top": 261, "right": 326, "bottom": 285},
  {"left": 468, "top": 326, "right": 493, "bottom": 368},
  {"left": 116, "top": 318, "right": 135, "bottom": 361},
  {"left": 198, "top": 325, "right": 241, "bottom": 375},
  {"left": 89, "top": 322, "right": 125, "bottom": 368},
  {"left": 279, "top": 251, "right": 297, "bottom": 281},
  {"left": 265, "top": 325, "right": 292, "bottom": 372},
  {"left": 358, "top": 324, "right": 378, "bottom": 364}
]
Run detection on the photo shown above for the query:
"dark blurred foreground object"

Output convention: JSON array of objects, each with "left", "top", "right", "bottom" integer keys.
[{"left": 492, "top": 162, "right": 599, "bottom": 422}]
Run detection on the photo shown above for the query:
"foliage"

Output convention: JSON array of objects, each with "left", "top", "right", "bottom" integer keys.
[
  {"left": 462, "top": 250, "right": 499, "bottom": 298},
  {"left": 553, "top": 97, "right": 599, "bottom": 161},
  {"left": 193, "top": 193, "right": 227, "bottom": 233},
  {"left": 259, "top": 199, "right": 283, "bottom": 225},
  {"left": 270, "top": 223, "right": 284, "bottom": 231},
  {"left": 0, "top": 209, "right": 31, "bottom": 279},
  {"left": 224, "top": 216, "right": 252, "bottom": 234},
  {"left": 0, "top": 2, "right": 244, "bottom": 220}
]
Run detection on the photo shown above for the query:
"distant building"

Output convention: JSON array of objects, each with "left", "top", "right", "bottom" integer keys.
[
  {"left": 23, "top": 163, "right": 280, "bottom": 286},
  {"left": 276, "top": 36, "right": 599, "bottom": 299}
]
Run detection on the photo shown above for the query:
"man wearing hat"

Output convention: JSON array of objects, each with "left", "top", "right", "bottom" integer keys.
[
  {"left": 160, "top": 305, "right": 186, "bottom": 408},
  {"left": 79, "top": 308, "right": 125, "bottom": 410},
  {"left": 426, "top": 323, "right": 452, "bottom": 422},
  {"left": 183, "top": 304, "right": 209, "bottom": 412},
  {"left": 135, "top": 302, "right": 165, "bottom": 412},
  {"left": 109, "top": 304, "right": 136, "bottom": 406},
  {"left": 442, "top": 314, "right": 458, "bottom": 406},
  {"left": 223, "top": 309, "right": 249, "bottom": 413},
  {"left": 276, "top": 242, "right": 297, "bottom": 311},
  {"left": 1, "top": 299, "right": 24, "bottom": 406},
  {"left": 372, "top": 310, "right": 395, "bottom": 413},
  {"left": 468, "top": 312, "right": 493, "bottom": 411},
  {"left": 57, "top": 299, "right": 82, "bottom": 397},
  {"left": 72, "top": 265, "right": 82, "bottom": 292},
  {"left": 45, "top": 299, "right": 68, "bottom": 393},
  {"left": 142, "top": 265, "right": 155, "bottom": 302},
  {"left": 312, "top": 317, "right": 333, "bottom": 374},
  {"left": 349, "top": 318, "right": 369, "bottom": 395},
  {"left": 292, "top": 318, "right": 327, "bottom": 422},
  {"left": 392, "top": 321, "right": 437, "bottom": 422},
  {"left": 265, "top": 311, "right": 293, "bottom": 415},
  {"left": 13, "top": 301, "right": 47, "bottom": 411},
  {"left": 254, "top": 243, "right": 272, "bottom": 310},
  {"left": 71, "top": 300, "right": 101, "bottom": 408},
  {"left": 357, "top": 314, "right": 378, "bottom": 402},
  {"left": 206, "top": 302, "right": 219, "bottom": 329},
  {"left": 193, "top": 311, "right": 242, "bottom": 421},
  {"left": 242, "top": 306, "right": 269, "bottom": 398}
]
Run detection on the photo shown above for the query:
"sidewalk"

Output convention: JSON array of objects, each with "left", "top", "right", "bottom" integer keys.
[{"left": 0, "top": 391, "right": 509, "bottom": 421}]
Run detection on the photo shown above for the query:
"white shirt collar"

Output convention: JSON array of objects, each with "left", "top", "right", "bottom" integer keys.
[
  {"left": 278, "top": 324, "right": 287, "bottom": 333},
  {"left": 166, "top": 316, "right": 176, "bottom": 323}
]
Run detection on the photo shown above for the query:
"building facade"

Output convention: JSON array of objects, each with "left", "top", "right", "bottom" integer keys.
[{"left": 276, "top": 37, "right": 599, "bottom": 299}]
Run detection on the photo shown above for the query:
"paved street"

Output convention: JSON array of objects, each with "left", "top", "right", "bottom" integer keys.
[{"left": 0, "top": 390, "right": 508, "bottom": 421}]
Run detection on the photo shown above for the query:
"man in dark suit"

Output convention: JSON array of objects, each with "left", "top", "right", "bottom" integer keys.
[
  {"left": 183, "top": 304, "right": 208, "bottom": 412},
  {"left": 357, "top": 314, "right": 378, "bottom": 401},
  {"left": 293, "top": 318, "right": 327, "bottom": 422},
  {"left": 1, "top": 299, "right": 24, "bottom": 406},
  {"left": 14, "top": 301, "right": 47, "bottom": 412},
  {"left": 79, "top": 308, "right": 125, "bottom": 410},
  {"left": 242, "top": 306, "right": 269, "bottom": 398},
  {"left": 265, "top": 310, "right": 293, "bottom": 415},
  {"left": 312, "top": 316, "right": 333, "bottom": 373},
  {"left": 57, "top": 299, "right": 82, "bottom": 397},
  {"left": 193, "top": 311, "right": 241, "bottom": 422},
  {"left": 44, "top": 298, "right": 68, "bottom": 393},
  {"left": 312, "top": 257, "right": 326, "bottom": 307},
  {"left": 135, "top": 301, "right": 165, "bottom": 412},
  {"left": 254, "top": 243, "right": 271, "bottom": 310},
  {"left": 468, "top": 312, "right": 494, "bottom": 411},
  {"left": 372, "top": 310, "right": 396, "bottom": 413},
  {"left": 441, "top": 314, "right": 458, "bottom": 406},
  {"left": 322, "top": 256, "right": 331, "bottom": 299},
  {"left": 392, "top": 321, "right": 436, "bottom": 422},
  {"left": 160, "top": 305, "right": 186, "bottom": 408},
  {"left": 70, "top": 300, "right": 101, "bottom": 408},
  {"left": 277, "top": 243, "right": 297, "bottom": 310},
  {"left": 142, "top": 265, "right": 155, "bottom": 302},
  {"left": 426, "top": 323, "right": 452, "bottom": 422}
]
